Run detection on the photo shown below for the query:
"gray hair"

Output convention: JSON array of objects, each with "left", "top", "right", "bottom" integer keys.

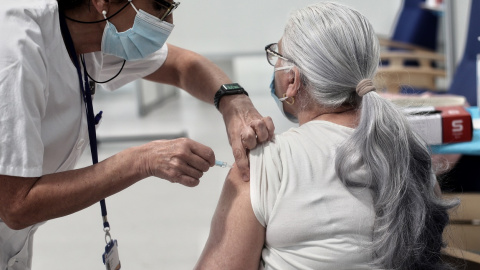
[
  {"left": 282, "top": 2, "right": 378, "bottom": 108},
  {"left": 282, "top": 2, "right": 457, "bottom": 269}
]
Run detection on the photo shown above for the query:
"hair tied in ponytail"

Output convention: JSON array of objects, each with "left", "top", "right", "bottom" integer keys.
[{"left": 356, "top": 79, "right": 376, "bottom": 97}]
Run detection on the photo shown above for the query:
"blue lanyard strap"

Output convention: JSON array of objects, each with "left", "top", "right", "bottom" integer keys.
[{"left": 59, "top": 12, "right": 110, "bottom": 230}]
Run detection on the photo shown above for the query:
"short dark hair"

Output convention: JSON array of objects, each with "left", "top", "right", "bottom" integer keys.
[
  {"left": 56, "top": 0, "right": 127, "bottom": 11},
  {"left": 57, "top": 0, "right": 86, "bottom": 11}
]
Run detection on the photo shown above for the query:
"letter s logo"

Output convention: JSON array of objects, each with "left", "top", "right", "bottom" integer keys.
[{"left": 452, "top": 120, "right": 463, "bottom": 132}]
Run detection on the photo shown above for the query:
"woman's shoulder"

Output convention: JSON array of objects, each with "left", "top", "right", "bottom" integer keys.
[
  {"left": 298, "top": 120, "right": 355, "bottom": 135},
  {"left": 274, "top": 120, "right": 354, "bottom": 145},
  {"left": 249, "top": 120, "right": 355, "bottom": 172}
]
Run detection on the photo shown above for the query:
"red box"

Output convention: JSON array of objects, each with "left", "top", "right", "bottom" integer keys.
[{"left": 405, "top": 106, "right": 473, "bottom": 145}]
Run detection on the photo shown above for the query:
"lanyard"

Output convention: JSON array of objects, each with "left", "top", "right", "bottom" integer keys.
[{"left": 59, "top": 13, "right": 112, "bottom": 234}]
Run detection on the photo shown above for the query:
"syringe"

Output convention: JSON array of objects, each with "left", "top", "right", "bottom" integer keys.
[{"left": 215, "top": 160, "right": 232, "bottom": 168}]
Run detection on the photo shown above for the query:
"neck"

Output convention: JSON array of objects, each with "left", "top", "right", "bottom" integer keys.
[
  {"left": 61, "top": 9, "right": 106, "bottom": 55},
  {"left": 299, "top": 105, "right": 358, "bottom": 128}
]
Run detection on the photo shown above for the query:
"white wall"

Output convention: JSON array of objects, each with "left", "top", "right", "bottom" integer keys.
[
  {"left": 451, "top": 0, "right": 471, "bottom": 65},
  {"left": 167, "top": 0, "right": 473, "bottom": 64},
  {"left": 165, "top": 0, "right": 404, "bottom": 95},
  {"left": 166, "top": 0, "right": 472, "bottom": 91},
  {"left": 167, "top": 0, "right": 402, "bottom": 55}
]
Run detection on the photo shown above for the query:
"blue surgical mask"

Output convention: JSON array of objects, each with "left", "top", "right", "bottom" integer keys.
[
  {"left": 270, "top": 67, "right": 298, "bottom": 123},
  {"left": 101, "top": 2, "right": 174, "bottom": 61}
]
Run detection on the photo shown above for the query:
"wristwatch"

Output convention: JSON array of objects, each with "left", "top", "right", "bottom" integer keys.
[{"left": 214, "top": 83, "right": 249, "bottom": 110}]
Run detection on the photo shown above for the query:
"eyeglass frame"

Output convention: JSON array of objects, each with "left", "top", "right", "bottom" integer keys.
[
  {"left": 154, "top": 0, "right": 180, "bottom": 21},
  {"left": 265, "top": 43, "right": 294, "bottom": 66}
]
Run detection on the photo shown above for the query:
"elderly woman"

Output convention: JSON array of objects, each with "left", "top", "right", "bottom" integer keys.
[{"left": 194, "top": 2, "right": 456, "bottom": 270}]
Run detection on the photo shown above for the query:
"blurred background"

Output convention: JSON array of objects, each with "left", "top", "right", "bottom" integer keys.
[{"left": 32, "top": 0, "right": 473, "bottom": 269}]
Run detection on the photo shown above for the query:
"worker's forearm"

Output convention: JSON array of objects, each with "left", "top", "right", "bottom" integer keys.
[{"left": 5, "top": 145, "right": 148, "bottom": 230}]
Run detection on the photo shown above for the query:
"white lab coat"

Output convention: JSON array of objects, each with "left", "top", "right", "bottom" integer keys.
[{"left": 0, "top": 0, "right": 167, "bottom": 268}]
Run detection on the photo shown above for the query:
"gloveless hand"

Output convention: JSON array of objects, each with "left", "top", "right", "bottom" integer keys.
[
  {"left": 219, "top": 95, "right": 275, "bottom": 181},
  {"left": 138, "top": 138, "right": 215, "bottom": 187}
]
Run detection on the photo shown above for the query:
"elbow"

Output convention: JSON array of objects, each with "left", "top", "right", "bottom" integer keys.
[
  {"left": 4, "top": 220, "right": 32, "bottom": 231},
  {"left": 0, "top": 205, "right": 35, "bottom": 230}
]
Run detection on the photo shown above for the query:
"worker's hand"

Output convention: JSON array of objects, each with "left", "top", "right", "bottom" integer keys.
[
  {"left": 141, "top": 138, "right": 215, "bottom": 187},
  {"left": 218, "top": 95, "right": 275, "bottom": 181}
]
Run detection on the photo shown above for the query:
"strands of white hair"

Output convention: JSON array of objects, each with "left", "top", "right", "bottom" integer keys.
[{"left": 282, "top": 2, "right": 457, "bottom": 269}]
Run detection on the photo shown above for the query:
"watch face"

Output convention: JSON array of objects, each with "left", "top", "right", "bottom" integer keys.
[
  {"left": 214, "top": 83, "right": 247, "bottom": 110},
  {"left": 223, "top": 83, "right": 242, "bottom": 90}
]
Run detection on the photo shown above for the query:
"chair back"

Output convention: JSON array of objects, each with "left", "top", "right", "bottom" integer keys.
[{"left": 448, "top": 0, "right": 480, "bottom": 106}]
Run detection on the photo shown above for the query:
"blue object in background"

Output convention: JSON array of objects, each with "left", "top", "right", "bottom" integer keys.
[
  {"left": 392, "top": 0, "right": 439, "bottom": 51},
  {"left": 447, "top": 0, "right": 480, "bottom": 106},
  {"left": 390, "top": 0, "right": 440, "bottom": 94}
]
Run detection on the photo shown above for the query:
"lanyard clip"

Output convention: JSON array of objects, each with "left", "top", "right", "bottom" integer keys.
[
  {"left": 89, "top": 81, "right": 96, "bottom": 96},
  {"left": 104, "top": 228, "right": 113, "bottom": 244}
]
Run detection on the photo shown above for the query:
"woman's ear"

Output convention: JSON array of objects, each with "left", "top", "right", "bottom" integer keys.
[
  {"left": 286, "top": 67, "right": 301, "bottom": 97},
  {"left": 91, "top": 0, "right": 109, "bottom": 15}
]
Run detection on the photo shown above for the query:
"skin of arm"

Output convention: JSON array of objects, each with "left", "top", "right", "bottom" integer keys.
[
  {"left": 0, "top": 138, "right": 214, "bottom": 230},
  {"left": 145, "top": 44, "right": 275, "bottom": 180},
  {"left": 194, "top": 164, "right": 265, "bottom": 270}
]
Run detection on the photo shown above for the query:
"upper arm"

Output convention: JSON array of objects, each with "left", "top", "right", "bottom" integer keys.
[
  {"left": 195, "top": 165, "right": 265, "bottom": 270},
  {"left": 144, "top": 44, "right": 229, "bottom": 103},
  {"left": 143, "top": 44, "right": 198, "bottom": 87}
]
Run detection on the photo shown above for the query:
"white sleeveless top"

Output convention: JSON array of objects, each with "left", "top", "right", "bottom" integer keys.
[{"left": 250, "top": 120, "right": 375, "bottom": 270}]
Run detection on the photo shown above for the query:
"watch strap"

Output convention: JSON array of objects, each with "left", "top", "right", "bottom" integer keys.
[{"left": 214, "top": 83, "right": 249, "bottom": 110}]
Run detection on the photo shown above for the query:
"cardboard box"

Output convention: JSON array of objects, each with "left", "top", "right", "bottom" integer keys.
[{"left": 405, "top": 106, "right": 473, "bottom": 145}]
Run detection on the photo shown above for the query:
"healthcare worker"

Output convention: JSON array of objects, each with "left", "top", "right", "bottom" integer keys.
[{"left": 0, "top": 0, "right": 274, "bottom": 269}]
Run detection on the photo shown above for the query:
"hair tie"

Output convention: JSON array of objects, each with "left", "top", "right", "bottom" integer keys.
[{"left": 356, "top": 79, "right": 376, "bottom": 97}]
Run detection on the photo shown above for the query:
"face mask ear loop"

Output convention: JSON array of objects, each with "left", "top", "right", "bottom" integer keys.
[
  {"left": 129, "top": 1, "right": 139, "bottom": 13},
  {"left": 278, "top": 96, "right": 289, "bottom": 102},
  {"left": 274, "top": 65, "right": 294, "bottom": 72}
]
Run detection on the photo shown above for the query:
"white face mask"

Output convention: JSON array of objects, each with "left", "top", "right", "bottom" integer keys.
[
  {"left": 101, "top": 2, "right": 174, "bottom": 61},
  {"left": 270, "top": 66, "right": 298, "bottom": 123}
]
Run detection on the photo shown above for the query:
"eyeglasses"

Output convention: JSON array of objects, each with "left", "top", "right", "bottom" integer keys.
[
  {"left": 154, "top": 0, "right": 180, "bottom": 20},
  {"left": 265, "top": 43, "right": 293, "bottom": 66}
]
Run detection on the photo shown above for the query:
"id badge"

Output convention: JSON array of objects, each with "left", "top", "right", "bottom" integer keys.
[{"left": 102, "top": 239, "right": 121, "bottom": 270}]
